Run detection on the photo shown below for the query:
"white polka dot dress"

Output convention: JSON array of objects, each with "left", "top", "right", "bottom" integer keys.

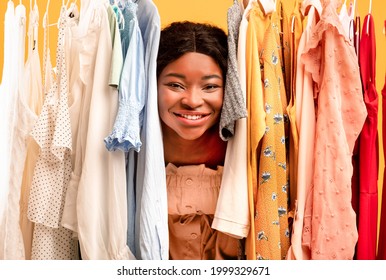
[{"left": 27, "top": 6, "right": 77, "bottom": 260}]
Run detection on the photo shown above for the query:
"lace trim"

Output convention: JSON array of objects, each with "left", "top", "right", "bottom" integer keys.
[
  {"left": 104, "top": 100, "right": 143, "bottom": 152},
  {"left": 300, "top": 2, "right": 352, "bottom": 87}
]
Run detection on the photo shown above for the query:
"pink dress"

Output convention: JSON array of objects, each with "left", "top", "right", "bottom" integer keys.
[{"left": 301, "top": 1, "right": 367, "bottom": 260}]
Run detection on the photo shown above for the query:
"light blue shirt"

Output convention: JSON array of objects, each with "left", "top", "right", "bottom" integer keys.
[
  {"left": 127, "top": 0, "right": 168, "bottom": 260},
  {"left": 104, "top": 2, "right": 145, "bottom": 152}
]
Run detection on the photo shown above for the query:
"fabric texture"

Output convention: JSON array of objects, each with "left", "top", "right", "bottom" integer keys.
[
  {"left": 219, "top": 0, "right": 247, "bottom": 140},
  {"left": 253, "top": 4, "right": 290, "bottom": 260},
  {"left": 166, "top": 164, "right": 238, "bottom": 260}
]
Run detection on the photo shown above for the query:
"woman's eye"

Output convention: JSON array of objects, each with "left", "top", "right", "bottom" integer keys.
[
  {"left": 166, "top": 83, "right": 185, "bottom": 90},
  {"left": 203, "top": 84, "right": 221, "bottom": 92}
]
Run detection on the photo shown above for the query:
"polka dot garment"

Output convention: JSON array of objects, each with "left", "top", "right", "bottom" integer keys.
[{"left": 27, "top": 5, "right": 77, "bottom": 260}]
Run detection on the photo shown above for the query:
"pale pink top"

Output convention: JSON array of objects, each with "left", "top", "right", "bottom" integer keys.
[
  {"left": 287, "top": 0, "right": 322, "bottom": 260},
  {"left": 301, "top": 1, "right": 367, "bottom": 259}
]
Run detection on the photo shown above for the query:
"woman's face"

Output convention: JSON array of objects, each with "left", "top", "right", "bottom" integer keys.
[{"left": 157, "top": 52, "right": 224, "bottom": 141}]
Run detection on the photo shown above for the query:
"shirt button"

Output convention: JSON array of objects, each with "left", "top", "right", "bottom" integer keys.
[
  {"left": 186, "top": 178, "right": 193, "bottom": 185},
  {"left": 191, "top": 233, "right": 198, "bottom": 239}
]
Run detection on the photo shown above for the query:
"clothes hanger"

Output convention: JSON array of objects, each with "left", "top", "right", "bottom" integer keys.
[
  {"left": 290, "top": 0, "right": 299, "bottom": 34},
  {"left": 352, "top": 0, "right": 357, "bottom": 16},
  {"left": 112, "top": 0, "right": 125, "bottom": 30},
  {"left": 384, "top": 20, "right": 385, "bottom": 36},
  {"left": 67, "top": 0, "right": 78, "bottom": 18},
  {"left": 366, "top": 0, "right": 372, "bottom": 35}
]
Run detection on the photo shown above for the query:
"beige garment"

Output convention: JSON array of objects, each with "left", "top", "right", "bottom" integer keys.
[
  {"left": 19, "top": 139, "right": 39, "bottom": 260},
  {"left": 17, "top": 4, "right": 44, "bottom": 260},
  {"left": 1, "top": 3, "right": 33, "bottom": 260},
  {"left": 212, "top": 0, "right": 249, "bottom": 240},
  {"left": 287, "top": 0, "right": 322, "bottom": 260},
  {"left": 166, "top": 164, "right": 239, "bottom": 260},
  {"left": 65, "top": 2, "right": 132, "bottom": 260},
  {"left": 28, "top": 5, "right": 77, "bottom": 260}
]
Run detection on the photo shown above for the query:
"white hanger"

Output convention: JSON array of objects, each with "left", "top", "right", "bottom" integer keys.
[
  {"left": 349, "top": 0, "right": 357, "bottom": 17},
  {"left": 366, "top": 0, "right": 373, "bottom": 35}
]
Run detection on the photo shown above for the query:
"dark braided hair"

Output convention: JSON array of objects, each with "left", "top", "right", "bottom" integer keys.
[{"left": 156, "top": 21, "right": 228, "bottom": 80}]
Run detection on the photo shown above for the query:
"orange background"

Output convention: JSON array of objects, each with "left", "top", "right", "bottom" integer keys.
[{"left": 0, "top": 0, "right": 385, "bottom": 245}]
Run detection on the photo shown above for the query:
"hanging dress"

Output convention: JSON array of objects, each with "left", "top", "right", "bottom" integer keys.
[
  {"left": 287, "top": 0, "right": 322, "bottom": 260},
  {"left": 246, "top": 1, "right": 290, "bottom": 260},
  {"left": 27, "top": 5, "right": 77, "bottom": 260},
  {"left": 0, "top": 1, "right": 27, "bottom": 260},
  {"left": 355, "top": 13, "right": 379, "bottom": 260},
  {"left": 3, "top": 2, "right": 44, "bottom": 260},
  {"left": 377, "top": 21, "right": 386, "bottom": 259},
  {"left": 301, "top": 1, "right": 367, "bottom": 259}
]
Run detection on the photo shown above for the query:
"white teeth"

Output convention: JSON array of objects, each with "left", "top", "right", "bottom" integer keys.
[{"left": 180, "top": 114, "right": 203, "bottom": 120}]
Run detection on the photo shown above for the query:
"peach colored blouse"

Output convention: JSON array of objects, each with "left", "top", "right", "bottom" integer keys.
[{"left": 166, "top": 164, "right": 239, "bottom": 260}]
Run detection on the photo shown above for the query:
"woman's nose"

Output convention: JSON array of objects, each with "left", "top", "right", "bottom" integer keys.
[{"left": 181, "top": 88, "right": 204, "bottom": 109}]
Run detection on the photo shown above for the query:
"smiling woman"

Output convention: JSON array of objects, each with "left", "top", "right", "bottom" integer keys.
[{"left": 156, "top": 21, "right": 239, "bottom": 260}]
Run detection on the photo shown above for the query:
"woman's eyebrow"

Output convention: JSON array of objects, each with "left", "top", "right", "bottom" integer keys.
[
  {"left": 164, "top": 73, "right": 222, "bottom": 81},
  {"left": 202, "top": 74, "right": 223, "bottom": 81},
  {"left": 164, "top": 73, "right": 186, "bottom": 79}
]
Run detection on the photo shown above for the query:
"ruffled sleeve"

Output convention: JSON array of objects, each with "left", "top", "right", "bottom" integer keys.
[{"left": 104, "top": 15, "right": 145, "bottom": 152}]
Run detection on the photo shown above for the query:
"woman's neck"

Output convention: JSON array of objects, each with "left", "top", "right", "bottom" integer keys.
[{"left": 162, "top": 124, "right": 227, "bottom": 169}]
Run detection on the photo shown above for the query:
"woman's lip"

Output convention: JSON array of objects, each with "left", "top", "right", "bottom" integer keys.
[{"left": 173, "top": 112, "right": 211, "bottom": 123}]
